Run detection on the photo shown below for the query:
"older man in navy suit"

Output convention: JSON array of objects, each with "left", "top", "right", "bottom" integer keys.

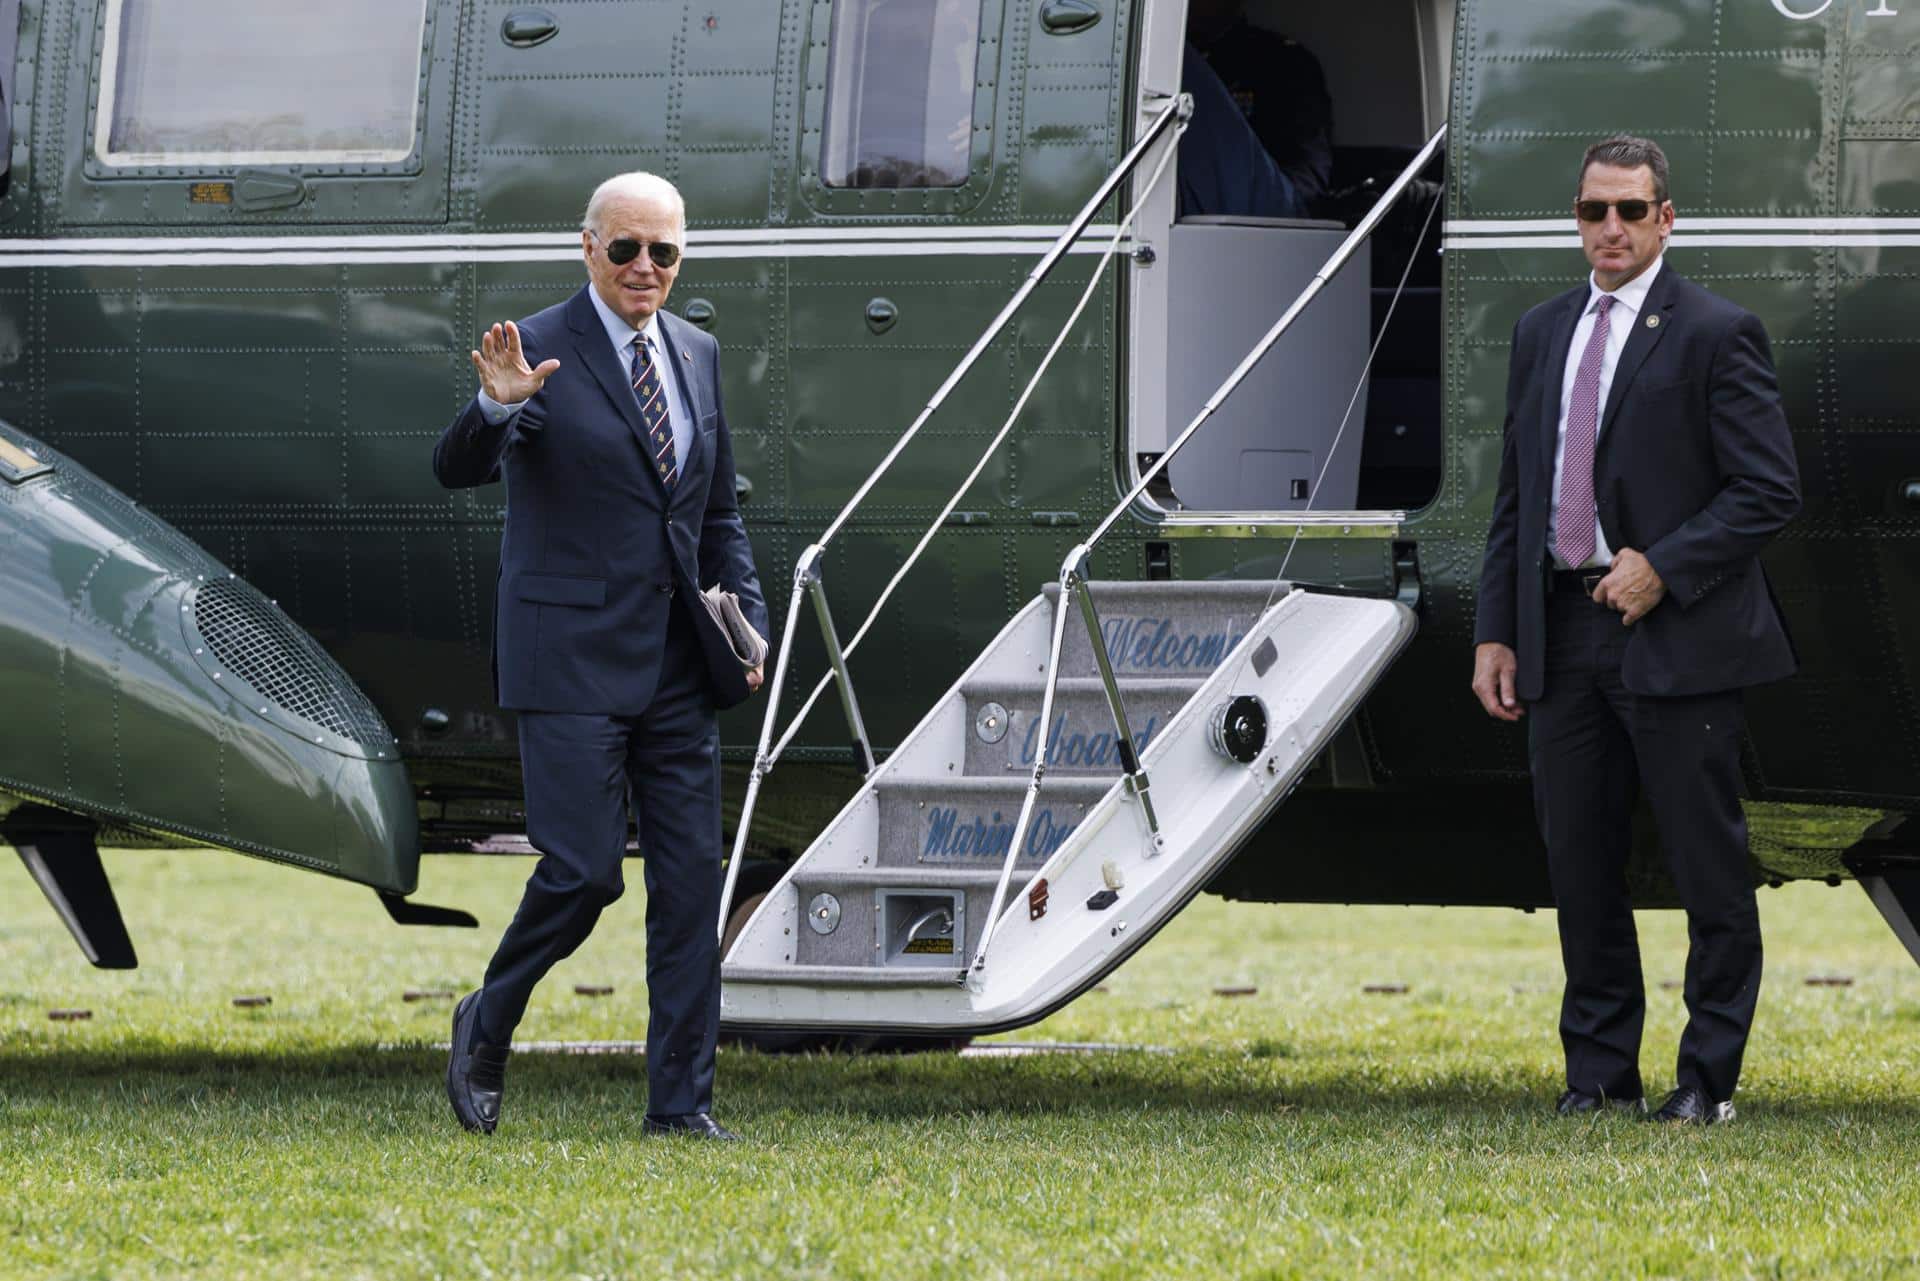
[
  {"left": 1472, "top": 137, "right": 1800, "bottom": 1125},
  {"left": 435, "top": 172, "right": 766, "bottom": 1141}
]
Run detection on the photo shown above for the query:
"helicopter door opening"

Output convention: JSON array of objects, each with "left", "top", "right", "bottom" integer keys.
[{"left": 1129, "top": 0, "right": 1452, "bottom": 517}]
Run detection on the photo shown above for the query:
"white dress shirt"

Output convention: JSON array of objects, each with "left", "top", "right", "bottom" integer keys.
[
  {"left": 1548, "top": 254, "right": 1664, "bottom": 570},
  {"left": 476, "top": 288, "right": 693, "bottom": 472}
]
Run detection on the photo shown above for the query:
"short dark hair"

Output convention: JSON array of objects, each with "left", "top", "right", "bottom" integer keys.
[{"left": 1577, "top": 135, "right": 1670, "bottom": 204}]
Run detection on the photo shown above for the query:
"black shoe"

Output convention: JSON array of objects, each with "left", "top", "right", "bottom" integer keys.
[
  {"left": 643, "top": 1112, "right": 743, "bottom": 1141},
  {"left": 1555, "top": 1087, "right": 1646, "bottom": 1116},
  {"left": 1649, "top": 1086, "right": 1735, "bottom": 1125},
  {"left": 446, "top": 990, "right": 510, "bottom": 1135}
]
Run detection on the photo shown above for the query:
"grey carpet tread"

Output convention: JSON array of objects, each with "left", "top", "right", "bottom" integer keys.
[
  {"left": 792, "top": 866, "right": 1007, "bottom": 890},
  {"left": 878, "top": 775, "right": 1118, "bottom": 800},
  {"left": 723, "top": 964, "right": 963, "bottom": 988},
  {"left": 962, "top": 676, "right": 1207, "bottom": 697}
]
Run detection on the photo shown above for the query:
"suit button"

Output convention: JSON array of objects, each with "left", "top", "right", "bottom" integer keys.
[{"left": 658, "top": 583, "right": 674, "bottom": 596}]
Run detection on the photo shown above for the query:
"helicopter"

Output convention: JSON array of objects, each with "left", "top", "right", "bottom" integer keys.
[{"left": 1, "top": 0, "right": 1913, "bottom": 1035}]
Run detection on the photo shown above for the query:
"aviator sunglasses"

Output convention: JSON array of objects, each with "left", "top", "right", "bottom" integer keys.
[
  {"left": 1575, "top": 198, "right": 1664, "bottom": 223},
  {"left": 596, "top": 235, "right": 682, "bottom": 269}
]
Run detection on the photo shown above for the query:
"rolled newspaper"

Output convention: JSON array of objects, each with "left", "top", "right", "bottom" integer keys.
[{"left": 700, "top": 584, "right": 768, "bottom": 669}]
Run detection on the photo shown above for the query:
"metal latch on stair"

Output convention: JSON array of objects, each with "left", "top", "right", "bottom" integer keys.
[{"left": 878, "top": 889, "right": 964, "bottom": 966}]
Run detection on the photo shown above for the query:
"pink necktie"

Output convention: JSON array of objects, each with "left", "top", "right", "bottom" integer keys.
[{"left": 1556, "top": 295, "right": 1613, "bottom": 568}]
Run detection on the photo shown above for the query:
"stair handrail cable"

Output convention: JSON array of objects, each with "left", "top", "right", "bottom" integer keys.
[
  {"left": 717, "top": 94, "right": 1192, "bottom": 942},
  {"left": 970, "top": 124, "right": 1449, "bottom": 974},
  {"left": 1249, "top": 142, "right": 1448, "bottom": 625},
  {"left": 1090, "top": 122, "right": 1447, "bottom": 552},
  {"left": 764, "top": 119, "right": 1188, "bottom": 769},
  {"left": 819, "top": 93, "right": 1191, "bottom": 550}
]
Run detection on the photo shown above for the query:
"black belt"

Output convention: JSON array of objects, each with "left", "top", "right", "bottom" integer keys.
[{"left": 1551, "top": 567, "right": 1607, "bottom": 595}]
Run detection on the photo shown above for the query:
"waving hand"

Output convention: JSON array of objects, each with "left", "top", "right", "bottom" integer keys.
[{"left": 471, "top": 321, "right": 561, "bottom": 405}]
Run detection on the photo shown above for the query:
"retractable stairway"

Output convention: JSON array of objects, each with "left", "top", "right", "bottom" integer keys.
[
  {"left": 720, "top": 579, "right": 1414, "bottom": 1033},
  {"left": 716, "top": 112, "right": 1444, "bottom": 1036}
]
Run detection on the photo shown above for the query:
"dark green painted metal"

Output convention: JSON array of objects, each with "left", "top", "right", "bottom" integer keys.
[
  {"left": 1038, "top": 0, "right": 1100, "bottom": 37},
  {"left": 0, "top": 421, "right": 418, "bottom": 889},
  {"left": 499, "top": 9, "right": 558, "bottom": 47}
]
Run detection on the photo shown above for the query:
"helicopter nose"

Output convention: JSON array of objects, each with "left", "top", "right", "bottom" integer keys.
[{"left": 0, "top": 422, "right": 419, "bottom": 895}]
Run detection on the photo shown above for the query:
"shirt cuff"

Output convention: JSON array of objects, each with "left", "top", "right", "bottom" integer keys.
[{"left": 476, "top": 388, "right": 527, "bottom": 425}]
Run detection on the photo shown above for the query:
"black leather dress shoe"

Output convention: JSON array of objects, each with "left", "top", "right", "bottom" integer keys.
[
  {"left": 446, "top": 989, "right": 510, "bottom": 1135},
  {"left": 643, "top": 1112, "right": 743, "bottom": 1141},
  {"left": 1649, "top": 1085, "right": 1735, "bottom": 1125},
  {"left": 1555, "top": 1087, "right": 1646, "bottom": 1116}
]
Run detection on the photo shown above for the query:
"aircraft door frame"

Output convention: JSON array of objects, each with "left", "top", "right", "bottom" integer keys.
[
  {"left": 1123, "top": 0, "right": 1182, "bottom": 491},
  {"left": 0, "top": 0, "right": 35, "bottom": 226},
  {"left": 1122, "top": 0, "right": 1444, "bottom": 526},
  {"left": 55, "top": 0, "right": 458, "bottom": 227}
]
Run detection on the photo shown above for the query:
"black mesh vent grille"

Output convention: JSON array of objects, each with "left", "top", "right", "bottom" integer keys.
[{"left": 191, "top": 577, "right": 392, "bottom": 749}]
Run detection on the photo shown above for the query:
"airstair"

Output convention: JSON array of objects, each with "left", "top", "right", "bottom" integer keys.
[
  {"left": 718, "top": 102, "right": 1445, "bottom": 1035},
  {"left": 721, "top": 578, "right": 1412, "bottom": 1031}
]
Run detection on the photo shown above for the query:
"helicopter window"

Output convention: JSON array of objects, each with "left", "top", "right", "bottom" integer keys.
[
  {"left": 93, "top": 0, "right": 429, "bottom": 168},
  {"left": 820, "top": 0, "right": 980, "bottom": 188}
]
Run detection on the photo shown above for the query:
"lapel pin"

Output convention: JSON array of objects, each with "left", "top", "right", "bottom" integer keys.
[
  {"left": 682, "top": 350, "right": 692, "bottom": 361},
  {"left": 1646, "top": 315, "right": 1661, "bottom": 329}
]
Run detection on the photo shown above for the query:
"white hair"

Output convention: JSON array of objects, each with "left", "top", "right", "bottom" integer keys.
[{"left": 581, "top": 172, "right": 686, "bottom": 245}]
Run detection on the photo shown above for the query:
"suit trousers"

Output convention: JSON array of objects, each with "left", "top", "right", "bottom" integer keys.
[
  {"left": 477, "top": 604, "right": 724, "bottom": 1118},
  {"left": 1528, "top": 582, "right": 1762, "bottom": 1104}
]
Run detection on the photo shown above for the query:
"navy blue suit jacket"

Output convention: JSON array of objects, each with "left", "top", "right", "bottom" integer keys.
[
  {"left": 1474, "top": 266, "right": 1801, "bottom": 700},
  {"left": 433, "top": 287, "right": 768, "bottom": 713},
  {"left": 1176, "top": 44, "right": 1303, "bottom": 220}
]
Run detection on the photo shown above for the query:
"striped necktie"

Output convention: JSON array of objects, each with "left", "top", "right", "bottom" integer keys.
[
  {"left": 630, "top": 334, "right": 677, "bottom": 493},
  {"left": 1555, "top": 294, "right": 1613, "bottom": 568}
]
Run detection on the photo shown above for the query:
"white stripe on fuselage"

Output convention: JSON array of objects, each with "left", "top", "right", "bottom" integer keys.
[
  {"left": 0, "top": 219, "right": 1896, "bottom": 265},
  {"left": 0, "top": 225, "right": 1128, "bottom": 268},
  {"left": 1443, "top": 216, "right": 1920, "bottom": 250}
]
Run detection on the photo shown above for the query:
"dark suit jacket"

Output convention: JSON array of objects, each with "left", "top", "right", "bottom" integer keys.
[
  {"left": 1473, "top": 265, "right": 1801, "bottom": 700},
  {"left": 433, "top": 287, "right": 768, "bottom": 713},
  {"left": 1177, "top": 44, "right": 1303, "bottom": 220}
]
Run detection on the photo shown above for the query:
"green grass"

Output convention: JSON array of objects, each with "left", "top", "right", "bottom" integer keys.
[{"left": 3, "top": 851, "right": 1919, "bottom": 1280}]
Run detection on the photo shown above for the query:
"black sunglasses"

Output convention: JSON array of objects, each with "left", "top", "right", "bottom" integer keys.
[
  {"left": 598, "top": 236, "right": 681, "bottom": 268},
  {"left": 1575, "top": 198, "right": 1662, "bottom": 223}
]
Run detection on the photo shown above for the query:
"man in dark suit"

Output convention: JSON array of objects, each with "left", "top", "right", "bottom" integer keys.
[
  {"left": 1471, "top": 136, "right": 1800, "bottom": 1125},
  {"left": 434, "top": 171, "right": 767, "bottom": 1141}
]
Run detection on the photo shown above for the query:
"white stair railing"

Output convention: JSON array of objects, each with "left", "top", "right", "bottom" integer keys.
[
  {"left": 970, "top": 124, "right": 1451, "bottom": 977},
  {"left": 716, "top": 93, "right": 1194, "bottom": 941}
]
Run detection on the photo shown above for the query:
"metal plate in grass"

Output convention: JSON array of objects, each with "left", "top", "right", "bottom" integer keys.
[{"left": 399, "top": 1039, "right": 1172, "bottom": 1057}]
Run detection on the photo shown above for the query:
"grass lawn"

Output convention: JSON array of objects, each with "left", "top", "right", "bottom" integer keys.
[{"left": 3, "top": 848, "right": 1918, "bottom": 1280}]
